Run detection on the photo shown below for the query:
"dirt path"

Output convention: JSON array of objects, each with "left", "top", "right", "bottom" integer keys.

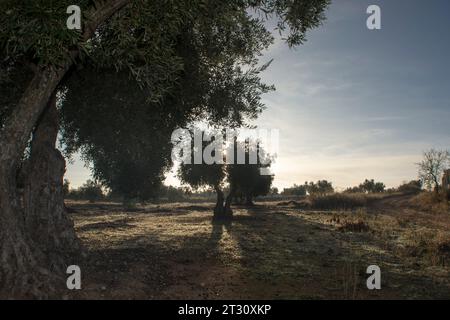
[
  {"left": 369, "top": 193, "right": 450, "bottom": 231},
  {"left": 369, "top": 193, "right": 415, "bottom": 210},
  {"left": 66, "top": 199, "right": 450, "bottom": 300}
]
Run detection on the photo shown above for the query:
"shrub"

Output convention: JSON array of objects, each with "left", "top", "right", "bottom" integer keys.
[
  {"left": 281, "top": 184, "right": 307, "bottom": 196},
  {"left": 282, "top": 180, "right": 334, "bottom": 197},
  {"left": 327, "top": 209, "right": 371, "bottom": 232},
  {"left": 344, "top": 186, "right": 362, "bottom": 194},
  {"left": 307, "top": 180, "right": 334, "bottom": 195},
  {"left": 66, "top": 180, "right": 104, "bottom": 202},
  {"left": 337, "top": 220, "right": 370, "bottom": 233},
  {"left": 397, "top": 180, "right": 422, "bottom": 194},
  {"left": 310, "top": 193, "right": 367, "bottom": 210}
]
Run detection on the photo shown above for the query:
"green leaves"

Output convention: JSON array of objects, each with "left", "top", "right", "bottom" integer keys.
[
  {"left": 2, "top": 0, "right": 330, "bottom": 199},
  {"left": 248, "top": 0, "right": 331, "bottom": 47},
  {"left": 0, "top": 0, "right": 90, "bottom": 66}
]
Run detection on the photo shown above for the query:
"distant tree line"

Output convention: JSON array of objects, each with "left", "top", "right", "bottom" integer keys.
[
  {"left": 281, "top": 180, "right": 334, "bottom": 196},
  {"left": 344, "top": 179, "right": 386, "bottom": 194},
  {"left": 64, "top": 179, "right": 104, "bottom": 202},
  {"left": 280, "top": 179, "right": 426, "bottom": 197}
]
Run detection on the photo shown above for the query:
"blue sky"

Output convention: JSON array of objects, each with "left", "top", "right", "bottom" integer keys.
[{"left": 66, "top": 0, "right": 450, "bottom": 190}]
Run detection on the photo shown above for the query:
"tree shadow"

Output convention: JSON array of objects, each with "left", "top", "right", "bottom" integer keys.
[
  {"left": 225, "top": 204, "right": 450, "bottom": 299},
  {"left": 208, "top": 217, "right": 233, "bottom": 251},
  {"left": 77, "top": 218, "right": 135, "bottom": 232},
  {"left": 71, "top": 202, "right": 450, "bottom": 299}
]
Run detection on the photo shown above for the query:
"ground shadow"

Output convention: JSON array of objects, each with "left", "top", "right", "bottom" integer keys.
[{"left": 69, "top": 201, "right": 450, "bottom": 299}]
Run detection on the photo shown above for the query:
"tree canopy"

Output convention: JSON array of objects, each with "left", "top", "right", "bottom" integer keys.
[
  {"left": 0, "top": 0, "right": 331, "bottom": 297},
  {"left": 56, "top": 0, "right": 329, "bottom": 200},
  {"left": 178, "top": 131, "right": 274, "bottom": 215},
  {"left": 228, "top": 142, "right": 274, "bottom": 205}
]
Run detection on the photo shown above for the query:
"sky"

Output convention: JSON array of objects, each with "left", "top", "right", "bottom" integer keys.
[{"left": 65, "top": 0, "right": 450, "bottom": 191}]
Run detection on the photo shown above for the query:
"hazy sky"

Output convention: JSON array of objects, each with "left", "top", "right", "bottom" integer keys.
[{"left": 65, "top": 0, "right": 450, "bottom": 190}]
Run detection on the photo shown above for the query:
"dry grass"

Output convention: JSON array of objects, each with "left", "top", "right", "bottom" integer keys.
[
  {"left": 327, "top": 209, "right": 371, "bottom": 233},
  {"left": 410, "top": 192, "right": 449, "bottom": 214},
  {"left": 310, "top": 193, "right": 368, "bottom": 211},
  {"left": 403, "top": 229, "right": 450, "bottom": 266},
  {"left": 65, "top": 195, "right": 450, "bottom": 300},
  {"left": 275, "top": 193, "right": 369, "bottom": 211},
  {"left": 275, "top": 193, "right": 393, "bottom": 211}
]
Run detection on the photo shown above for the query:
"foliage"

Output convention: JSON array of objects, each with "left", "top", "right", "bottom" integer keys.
[
  {"left": 344, "top": 186, "right": 363, "bottom": 194},
  {"left": 359, "top": 179, "right": 386, "bottom": 193},
  {"left": 345, "top": 179, "right": 386, "bottom": 194},
  {"left": 66, "top": 179, "right": 104, "bottom": 202},
  {"left": 228, "top": 141, "right": 274, "bottom": 203},
  {"left": 158, "top": 185, "right": 187, "bottom": 202},
  {"left": 310, "top": 193, "right": 368, "bottom": 211},
  {"left": 306, "top": 180, "right": 334, "bottom": 195},
  {"left": 270, "top": 187, "right": 279, "bottom": 195},
  {"left": 177, "top": 130, "right": 226, "bottom": 192},
  {"left": 60, "top": 70, "right": 174, "bottom": 201},
  {"left": 397, "top": 180, "right": 422, "bottom": 194},
  {"left": 63, "top": 178, "right": 70, "bottom": 197},
  {"left": 282, "top": 180, "right": 334, "bottom": 196},
  {"left": 0, "top": 0, "right": 331, "bottom": 296},
  {"left": 282, "top": 184, "right": 307, "bottom": 196},
  {"left": 58, "top": 1, "right": 290, "bottom": 201},
  {"left": 1, "top": 0, "right": 330, "bottom": 111},
  {"left": 2, "top": 0, "right": 330, "bottom": 202},
  {"left": 178, "top": 131, "right": 274, "bottom": 207}
]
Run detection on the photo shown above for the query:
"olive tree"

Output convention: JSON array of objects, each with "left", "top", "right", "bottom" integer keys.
[{"left": 0, "top": 0, "right": 330, "bottom": 297}]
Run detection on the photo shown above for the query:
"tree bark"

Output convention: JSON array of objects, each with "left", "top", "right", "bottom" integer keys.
[
  {"left": 0, "top": 70, "right": 66, "bottom": 299},
  {"left": 0, "top": 175, "right": 53, "bottom": 298},
  {"left": 245, "top": 194, "right": 254, "bottom": 206},
  {"left": 224, "top": 192, "right": 234, "bottom": 215},
  {"left": 0, "top": 0, "right": 131, "bottom": 298},
  {"left": 214, "top": 187, "right": 234, "bottom": 220},
  {"left": 22, "top": 95, "right": 81, "bottom": 271},
  {"left": 214, "top": 187, "right": 224, "bottom": 217}
]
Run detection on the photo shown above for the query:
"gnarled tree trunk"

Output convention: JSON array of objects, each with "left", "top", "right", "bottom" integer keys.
[
  {"left": 0, "top": 69, "right": 69, "bottom": 299},
  {"left": 0, "top": 94, "right": 81, "bottom": 298},
  {"left": 22, "top": 94, "right": 81, "bottom": 273},
  {"left": 0, "top": 176, "right": 52, "bottom": 299},
  {"left": 0, "top": 0, "right": 131, "bottom": 298}
]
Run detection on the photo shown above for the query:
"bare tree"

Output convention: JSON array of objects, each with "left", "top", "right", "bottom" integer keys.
[{"left": 417, "top": 149, "right": 450, "bottom": 193}]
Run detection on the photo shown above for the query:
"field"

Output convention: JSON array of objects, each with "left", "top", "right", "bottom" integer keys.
[{"left": 66, "top": 194, "right": 450, "bottom": 300}]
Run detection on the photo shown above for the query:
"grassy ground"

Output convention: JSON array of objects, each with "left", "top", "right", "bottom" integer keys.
[{"left": 66, "top": 194, "right": 450, "bottom": 300}]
